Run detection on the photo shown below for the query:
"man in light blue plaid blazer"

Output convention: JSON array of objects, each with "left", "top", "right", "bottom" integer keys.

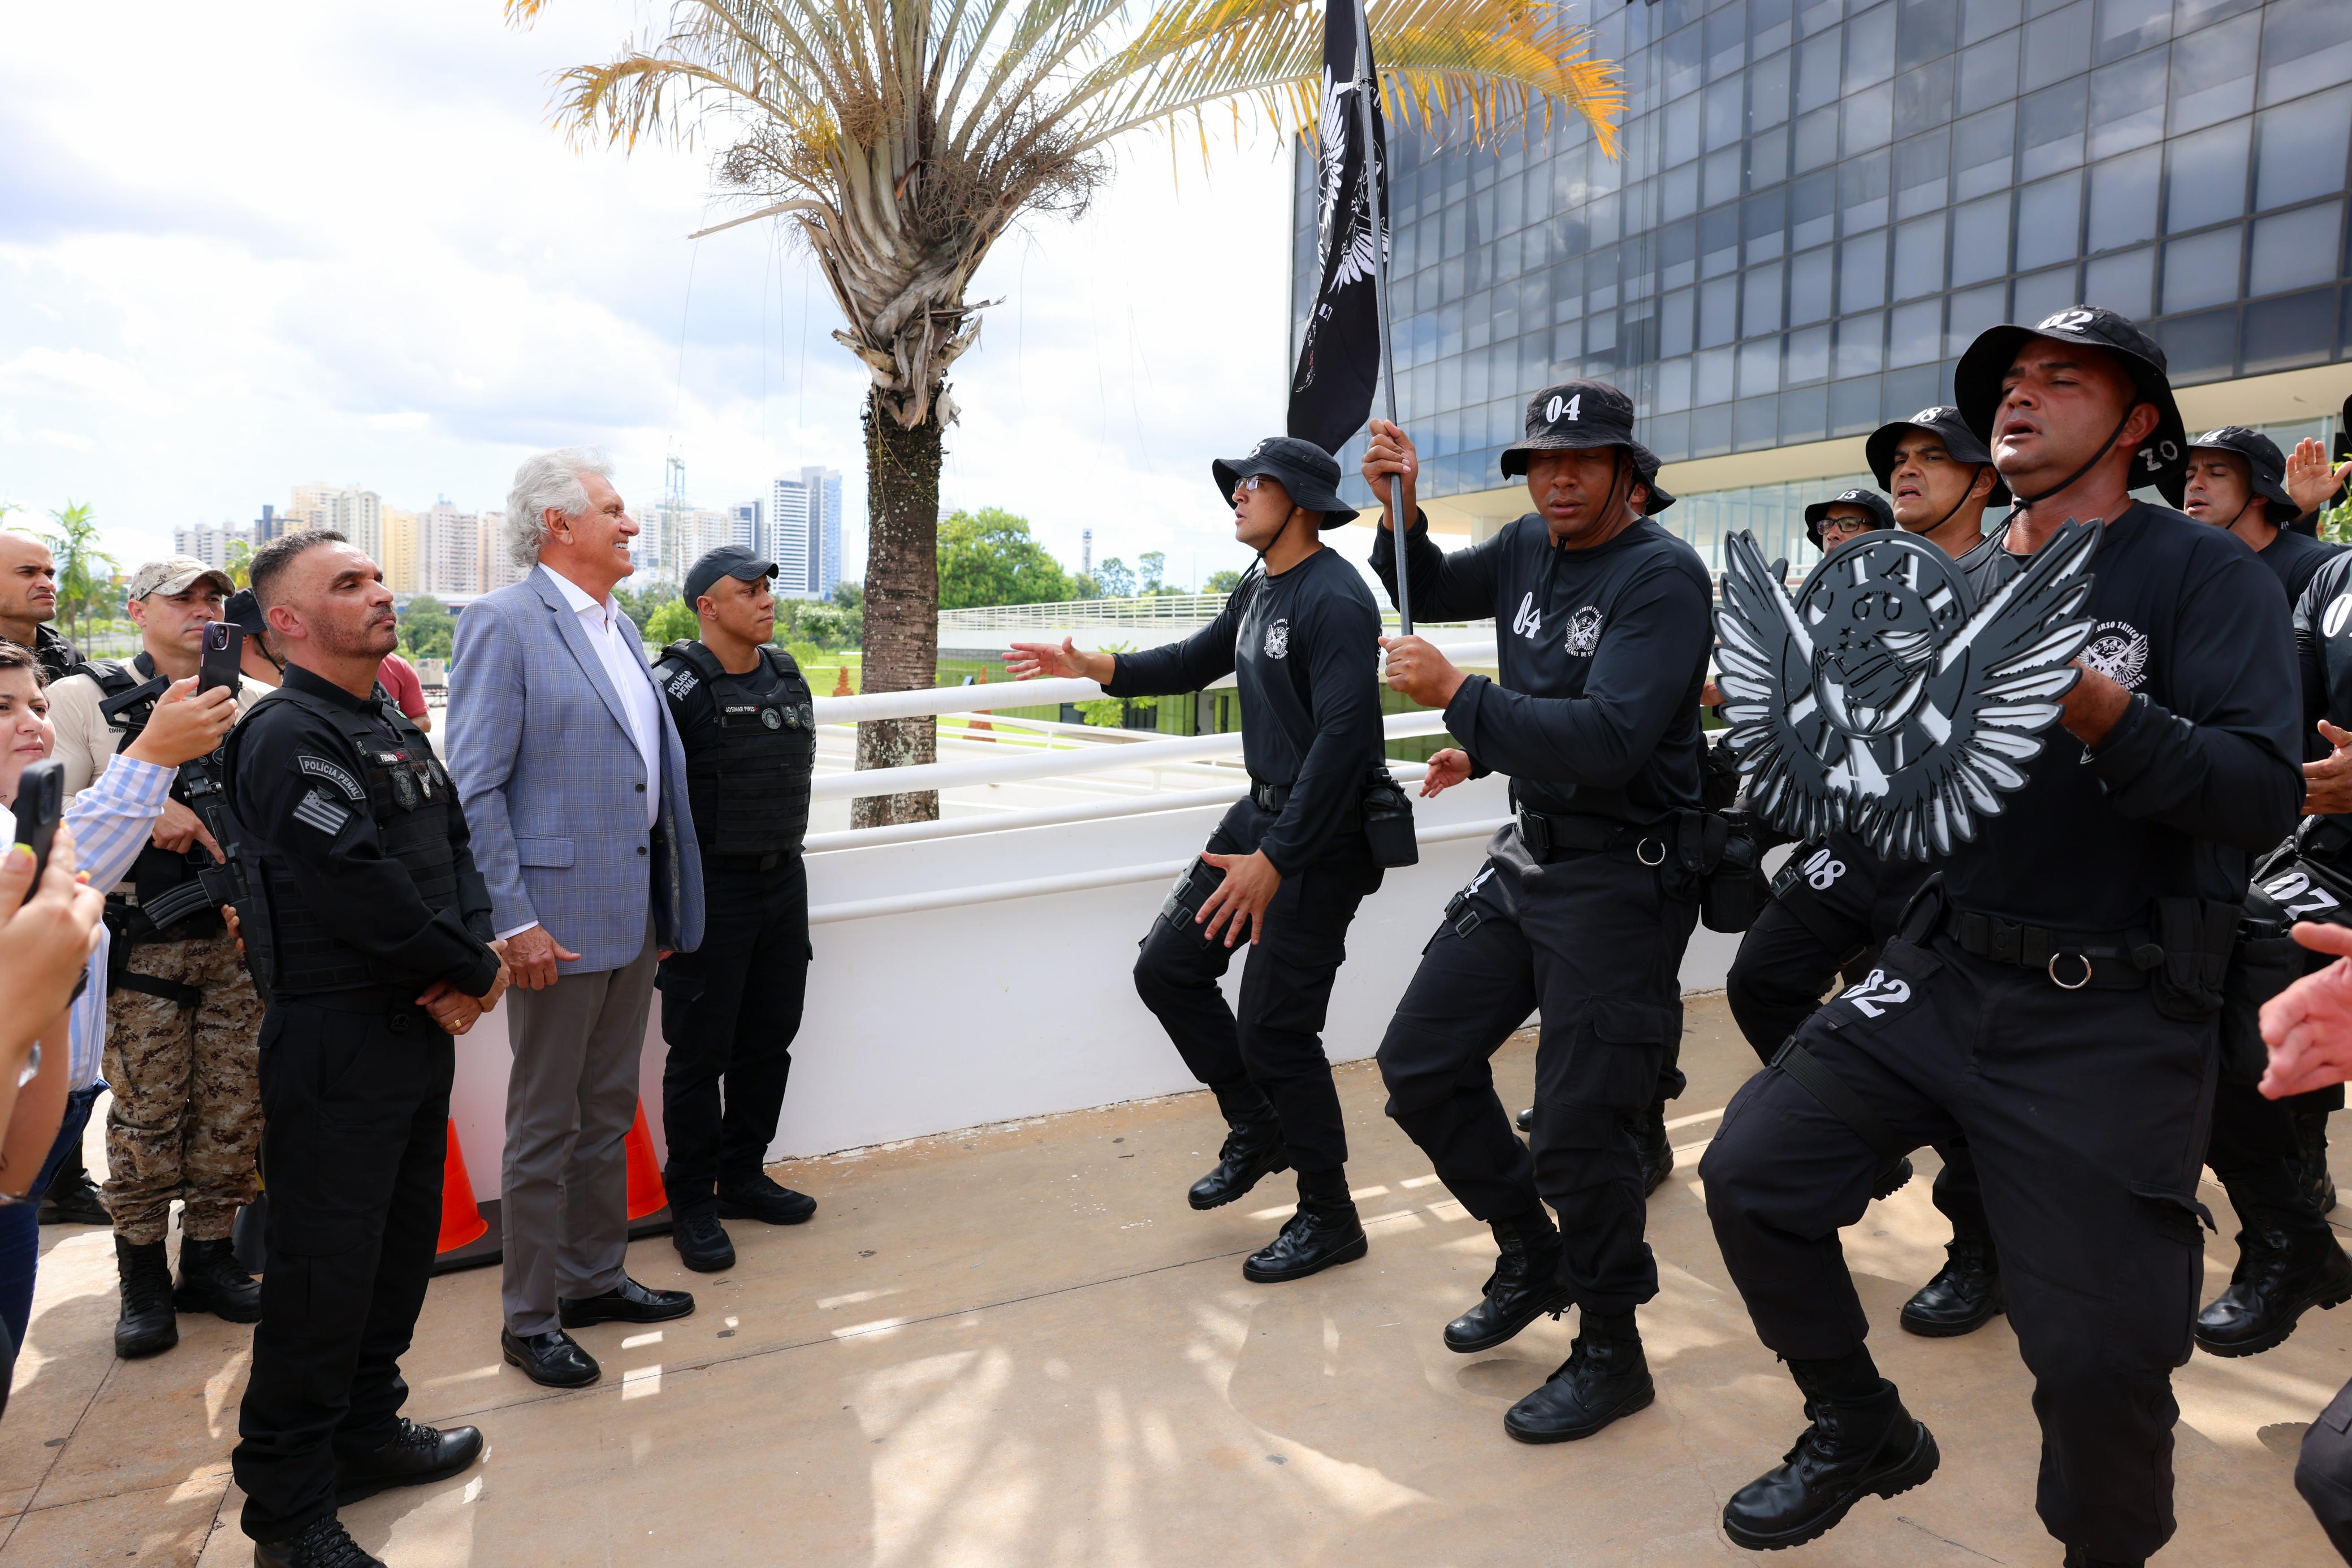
[{"left": 448, "top": 448, "right": 706, "bottom": 1391}]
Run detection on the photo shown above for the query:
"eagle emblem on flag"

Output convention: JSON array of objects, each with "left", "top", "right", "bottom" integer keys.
[{"left": 1711, "top": 522, "right": 2103, "bottom": 860}]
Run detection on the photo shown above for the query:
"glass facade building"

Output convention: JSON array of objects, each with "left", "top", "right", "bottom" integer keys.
[{"left": 1294, "top": 0, "right": 2352, "bottom": 568}]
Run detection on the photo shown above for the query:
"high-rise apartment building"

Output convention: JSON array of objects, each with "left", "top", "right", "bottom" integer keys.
[
  {"left": 482, "top": 510, "right": 525, "bottom": 592},
  {"left": 286, "top": 483, "right": 383, "bottom": 559},
  {"left": 173, "top": 522, "right": 251, "bottom": 572},
  {"left": 418, "top": 499, "right": 483, "bottom": 597},
  {"left": 730, "top": 501, "right": 760, "bottom": 553},
  {"left": 381, "top": 508, "right": 420, "bottom": 594},
  {"left": 1296, "top": 0, "right": 2352, "bottom": 569},
  {"left": 769, "top": 466, "right": 845, "bottom": 599}
]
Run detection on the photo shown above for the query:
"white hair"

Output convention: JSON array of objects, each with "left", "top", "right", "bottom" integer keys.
[{"left": 503, "top": 447, "right": 613, "bottom": 575}]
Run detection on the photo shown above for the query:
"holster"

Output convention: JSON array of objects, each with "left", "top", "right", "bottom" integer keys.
[
  {"left": 1361, "top": 766, "right": 1419, "bottom": 869},
  {"left": 1699, "top": 811, "right": 1769, "bottom": 934},
  {"left": 103, "top": 901, "right": 204, "bottom": 1011},
  {"left": 1158, "top": 858, "right": 1227, "bottom": 951},
  {"left": 2149, "top": 897, "right": 2241, "bottom": 1024}
]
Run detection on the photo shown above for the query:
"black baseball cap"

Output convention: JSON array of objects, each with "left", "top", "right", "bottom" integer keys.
[
  {"left": 684, "top": 544, "right": 778, "bottom": 603},
  {"left": 1954, "top": 305, "right": 2188, "bottom": 506},
  {"left": 1212, "top": 436, "right": 1359, "bottom": 527},
  {"left": 2186, "top": 426, "right": 2299, "bottom": 525},
  {"left": 1499, "top": 379, "right": 1675, "bottom": 513},
  {"left": 1802, "top": 487, "right": 1897, "bottom": 550},
  {"left": 1865, "top": 405, "right": 2012, "bottom": 508}
]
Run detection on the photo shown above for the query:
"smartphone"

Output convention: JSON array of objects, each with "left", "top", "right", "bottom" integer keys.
[
  {"left": 198, "top": 622, "right": 244, "bottom": 696},
  {"left": 14, "top": 758, "right": 62, "bottom": 908}
]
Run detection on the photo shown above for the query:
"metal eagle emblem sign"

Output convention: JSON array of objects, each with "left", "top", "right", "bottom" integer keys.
[{"left": 1713, "top": 520, "right": 2103, "bottom": 860}]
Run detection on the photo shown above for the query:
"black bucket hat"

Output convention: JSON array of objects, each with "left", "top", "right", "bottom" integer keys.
[
  {"left": 1866, "top": 405, "right": 2013, "bottom": 508},
  {"left": 220, "top": 587, "right": 269, "bottom": 640},
  {"left": 1802, "top": 487, "right": 1897, "bottom": 551},
  {"left": 1499, "top": 379, "right": 1676, "bottom": 513},
  {"left": 2186, "top": 426, "right": 2299, "bottom": 526},
  {"left": 1955, "top": 305, "right": 2188, "bottom": 507},
  {"left": 1212, "top": 436, "right": 1359, "bottom": 527}
]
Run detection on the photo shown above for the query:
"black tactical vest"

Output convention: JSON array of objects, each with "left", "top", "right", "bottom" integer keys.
[
  {"left": 83, "top": 655, "right": 227, "bottom": 937},
  {"left": 228, "top": 685, "right": 462, "bottom": 997},
  {"left": 655, "top": 640, "right": 816, "bottom": 860}
]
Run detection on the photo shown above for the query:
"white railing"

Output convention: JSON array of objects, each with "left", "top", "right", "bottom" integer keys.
[{"left": 937, "top": 592, "right": 1498, "bottom": 637}]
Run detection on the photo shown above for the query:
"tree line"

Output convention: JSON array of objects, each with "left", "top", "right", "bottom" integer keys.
[{"left": 937, "top": 508, "right": 1239, "bottom": 610}]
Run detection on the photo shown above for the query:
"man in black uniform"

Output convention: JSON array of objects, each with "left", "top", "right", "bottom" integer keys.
[
  {"left": 1722, "top": 417, "right": 2015, "bottom": 1342},
  {"left": 1701, "top": 309, "right": 2302, "bottom": 1566},
  {"left": 651, "top": 544, "right": 818, "bottom": 1274},
  {"left": 228, "top": 530, "right": 509, "bottom": 1568},
  {"left": 1363, "top": 380, "right": 1713, "bottom": 1445},
  {"left": 2185, "top": 425, "right": 2342, "bottom": 603},
  {"left": 1006, "top": 437, "right": 1387, "bottom": 1283}
]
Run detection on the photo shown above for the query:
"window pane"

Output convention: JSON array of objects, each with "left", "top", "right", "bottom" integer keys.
[
  {"left": 2089, "top": 146, "right": 2154, "bottom": 248},
  {"left": 1846, "top": 2, "right": 1899, "bottom": 90},
  {"left": 1788, "top": 322, "right": 1833, "bottom": 382},
  {"left": 1831, "top": 375, "right": 1884, "bottom": 436},
  {"left": 1745, "top": 259, "right": 1788, "bottom": 333},
  {"left": 2022, "top": 1, "right": 2092, "bottom": 92},
  {"left": 2258, "top": 0, "right": 2352, "bottom": 110},
  {"left": 1951, "top": 192, "right": 2014, "bottom": 283},
  {"left": 1885, "top": 363, "right": 1943, "bottom": 416},
  {"left": 1697, "top": 345, "right": 1738, "bottom": 404},
  {"left": 1962, "top": 0, "right": 2022, "bottom": 47},
  {"left": 2089, "top": 47, "right": 2168, "bottom": 159},
  {"left": 1783, "top": 383, "right": 1831, "bottom": 443},
  {"left": 1889, "top": 298, "right": 1943, "bottom": 365},
  {"left": 1735, "top": 392, "right": 1780, "bottom": 450},
  {"left": 1750, "top": 47, "right": 1794, "bottom": 129},
  {"left": 1899, "top": 0, "right": 1959, "bottom": 65},
  {"left": 1745, "top": 188, "right": 1790, "bottom": 262},
  {"left": 1895, "top": 59, "right": 1954, "bottom": 139},
  {"left": 2174, "top": 0, "right": 2258, "bottom": 31},
  {"left": 1750, "top": 124, "right": 1793, "bottom": 189},
  {"left": 2242, "top": 288, "right": 2339, "bottom": 374},
  {"left": 2256, "top": 86, "right": 2352, "bottom": 211},
  {"left": 1707, "top": 5, "right": 1750, "bottom": 79},
  {"left": 2084, "top": 244, "right": 2156, "bottom": 318},
  {"left": 1796, "top": 105, "right": 1842, "bottom": 172},
  {"left": 1841, "top": 148, "right": 1893, "bottom": 232},
  {"left": 2020, "top": 77, "right": 2089, "bottom": 180},
  {"left": 1790, "top": 245, "right": 1836, "bottom": 323},
  {"left": 2152, "top": 305, "right": 2236, "bottom": 381},
  {"left": 1666, "top": 94, "right": 1702, "bottom": 167},
  {"left": 1754, "top": 0, "right": 1796, "bottom": 54},
  {"left": 1792, "top": 170, "right": 1839, "bottom": 247},
  {"left": 2094, "top": 0, "right": 2169, "bottom": 64},
  {"left": 1955, "top": 105, "right": 2016, "bottom": 199},
  {"left": 1702, "top": 205, "right": 1742, "bottom": 276},
  {"left": 1840, "top": 228, "right": 1890, "bottom": 310},
  {"left": 1660, "top": 288, "right": 1696, "bottom": 357},
  {"left": 1947, "top": 280, "right": 2008, "bottom": 353},
  {"left": 2012, "top": 264, "right": 2080, "bottom": 327},
  {"left": 2249, "top": 201, "right": 2345, "bottom": 298},
  {"left": 1844, "top": 82, "right": 1895, "bottom": 154},
  {"left": 2016, "top": 172, "right": 2084, "bottom": 268},
  {"left": 1797, "top": 30, "right": 1844, "bottom": 114},
  {"left": 1705, "top": 79, "right": 1745, "bottom": 151},
  {"left": 1663, "top": 21, "right": 1704, "bottom": 100},
  {"left": 2161, "top": 225, "right": 2242, "bottom": 313},
  {"left": 1739, "top": 336, "right": 1783, "bottom": 395},
  {"left": 2165, "top": 120, "right": 2249, "bottom": 235},
  {"left": 1654, "top": 356, "right": 1694, "bottom": 414},
  {"left": 2173, "top": 10, "right": 2259, "bottom": 131},
  {"left": 1705, "top": 146, "right": 1746, "bottom": 208},
  {"left": 1701, "top": 276, "right": 1740, "bottom": 345},
  {"left": 1836, "top": 311, "right": 1886, "bottom": 376},
  {"left": 1958, "top": 32, "right": 2020, "bottom": 116},
  {"left": 1894, "top": 211, "right": 1950, "bottom": 298}
]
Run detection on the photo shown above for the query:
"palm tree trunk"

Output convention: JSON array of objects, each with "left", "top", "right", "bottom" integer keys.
[{"left": 851, "top": 389, "right": 943, "bottom": 827}]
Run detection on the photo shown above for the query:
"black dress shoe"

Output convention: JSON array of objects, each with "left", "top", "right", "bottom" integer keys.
[
  {"left": 174, "top": 1236, "right": 263, "bottom": 1323},
  {"left": 1187, "top": 1115, "right": 1288, "bottom": 1210},
  {"left": 113, "top": 1236, "right": 178, "bottom": 1359},
  {"left": 254, "top": 1514, "right": 384, "bottom": 1568},
  {"left": 2195, "top": 1219, "right": 2352, "bottom": 1357},
  {"left": 557, "top": 1275, "right": 695, "bottom": 1328},
  {"left": 718, "top": 1172, "right": 818, "bottom": 1226},
  {"left": 37, "top": 1168, "right": 108, "bottom": 1226},
  {"left": 1637, "top": 1100, "right": 1674, "bottom": 1197},
  {"left": 500, "top": 1327, "right": 600, "bottom": 1388},
  {"left": 1502, "top": 1326, "right": 1654, "bottom": 1443},
  {"left": 1721, "top": 1381, "right": 1939, "bottom": 1550},
  {"left": 672, "top": 1212, "right": 736, "bottom": 1273},
  {"left": 1241, "top": 1202, "right": 1368, "bottom": 1283},
  {"left": 1899, "top": 1231, "right": 2003, "bottom": 1337},
  {"left": 334, "top": 1418, "right": 483, "bottom": 1505},
  {"left": 1445, "top": 1215, "right": 1570, "bottom": 1354}
]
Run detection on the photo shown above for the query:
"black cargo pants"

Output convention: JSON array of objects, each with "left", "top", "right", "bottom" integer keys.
[
  {"left": 1701, "top": 935, "right": 2217, "bottom": 1563},
  {"left": 1132, "top": 798, "right": 1382, "bottom": 1175},
  {"left": 1376, "top": 831, "right": 1698, "bottom": 1315},
  {"left": 234, "top": 996, "right": 452, "bottom": 1543},
  {"left": 2301, "top": 1377, "right": 2352, "bottom": 1564}
]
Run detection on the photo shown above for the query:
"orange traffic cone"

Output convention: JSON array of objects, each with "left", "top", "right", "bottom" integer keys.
[
  {"left": 969, "top": 670, "right": 992, "bottom": 734},
  {"left": 831, "top": 665, "right": 852, "bottom": 697},
  {"left": 436, "top": 1120, "right": 489, "bottom": 1253},
  {"left": 624, "top": 1103, "right": 668, "bottom": 1220}
]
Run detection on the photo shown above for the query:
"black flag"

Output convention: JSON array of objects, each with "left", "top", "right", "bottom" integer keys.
[{"left": 1286, "top": 0, "right": 1388, "bottom": 456}]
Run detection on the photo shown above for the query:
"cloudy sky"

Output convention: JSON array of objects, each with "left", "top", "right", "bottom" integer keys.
[{"left": 0, "top": 0, "right": 1321, "bottom": 591}]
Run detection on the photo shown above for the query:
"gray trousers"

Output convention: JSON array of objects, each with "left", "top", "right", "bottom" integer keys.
[{"left": 500, "top": 931, "right": 658, "bottom": 1336}]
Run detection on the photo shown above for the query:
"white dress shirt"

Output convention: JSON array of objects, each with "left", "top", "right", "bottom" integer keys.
[{"left": 542, "top": 567, "right": 663, "bottom": 831}]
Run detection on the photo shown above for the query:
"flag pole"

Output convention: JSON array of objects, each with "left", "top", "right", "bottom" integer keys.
[{"left": 1353, "top": 0, "right": 1410, "bottom": 636}]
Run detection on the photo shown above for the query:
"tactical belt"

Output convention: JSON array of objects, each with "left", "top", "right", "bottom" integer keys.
[
  {"left": 705, "top": 851, "right": 785, "bottom": 873},
  {"left": 1938, "top": 904, "right": 2160, "bottom": 990},
  {"left": 1247, "top": 779, "right": 1363, "bottom": 830},
  {"left": 102, "top": 899, "right": 207, "bottom": 1010},
  {"left": 1516, "top": 808, "right": 1666, "bottom": 865}
]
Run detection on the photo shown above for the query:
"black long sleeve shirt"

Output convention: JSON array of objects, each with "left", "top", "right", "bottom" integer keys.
[
  {"left": 2260, "top": 525, "right": 2343, "bottom": 606},
  {"left": 2295, "top": 548, "right": 2352, "bottom": 753},
  {"left": 1946, "top": 503, "right": 2302, "bottom": 928},
  {"left": 1369, "top": 510, "right": 1712, "bottom": 826},
  {"left": 1104, "top": 547, "right": 1384, "bottom": 872},
  {"left": 234, "top": 666, "right": 501, "bottom": 997}
]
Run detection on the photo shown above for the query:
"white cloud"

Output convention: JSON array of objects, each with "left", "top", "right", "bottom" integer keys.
[{"left": 0, "top": 0, "right": 1303, "bottom": 592}]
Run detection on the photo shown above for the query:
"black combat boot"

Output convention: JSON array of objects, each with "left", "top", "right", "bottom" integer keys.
[
  {"left": 1240, "top": 1169, "right": 1366, "bottom": 1282},
  {"left": 1188, "top": 1081, "right": 1288, "bottom": 1211},
  {"left": 1637, "top": 1098, "right": 1675, "bottom": 1197},
  {"left": 1444, "top": 1210, "right": 1570, "bottom": 1354},
  {"left": 334, "top": 1417, "right": 484, "bottom": 1505},
  {"left": 1516, "top": 1106, "right": 1533, "bottom": 1134},
  {"left": 2060, "top": 1547, "right": 2143, "bottom": 1567},
  {"left": 1502, "top": 1310, "right": 1655, "bottom": 1443},
  {"left": 2296, "top": 1104, "right": 2338, "bottom": 1216},
  {"left": 173, "top": 1235, "right": 262, "bottom": 1322},
  {"left": 1898, "top": 1228, "right": 2003, "bottom": 1337},
  {"left": 1721, "top": 1353, "right": 1939, "bottom": 1550},
  {"left": 36, "top": 1162, "right": 108, "bottom": 1226},
  {"left": 2195, "top": 1215, "right": 2352, "bottom": 1357},
  {"left": 254, "top": 1514, "right": 385, "bottom": 1568},
  {"left": 113, "top": 1236, "right": 178, "bottom": 1358}
]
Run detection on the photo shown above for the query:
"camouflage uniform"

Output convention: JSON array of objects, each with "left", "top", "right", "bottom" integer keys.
[{"left": 102, "top": 925, "right": 264, "bottom": 1245}]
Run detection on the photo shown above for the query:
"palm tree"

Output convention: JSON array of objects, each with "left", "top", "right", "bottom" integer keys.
[
  {"left": 41, "top": 502, "right": 118, "bottom": 649},
  {"left": 509, "top": 0, "right": 1622, "bottom": 824}
]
